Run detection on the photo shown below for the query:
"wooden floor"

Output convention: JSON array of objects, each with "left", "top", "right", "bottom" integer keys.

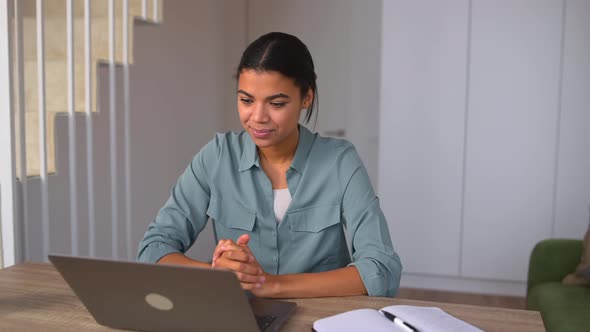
[{"left": 397, "top": 288, "right": 527, "bottom": 310}]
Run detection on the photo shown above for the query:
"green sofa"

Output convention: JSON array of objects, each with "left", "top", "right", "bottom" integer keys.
[{"left": 527, "top": 239, "right": 590, "bottom": 332}]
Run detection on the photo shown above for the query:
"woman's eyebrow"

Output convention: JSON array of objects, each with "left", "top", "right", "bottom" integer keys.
[
  {"left": 237, "top": 90, "right": 254, "bottom": 98},
  {"left": 237, "top": 90, "right": 290, "bottom": 101},
  {"left": 266, "top": 93, "right": 290, "bottom": 100}
]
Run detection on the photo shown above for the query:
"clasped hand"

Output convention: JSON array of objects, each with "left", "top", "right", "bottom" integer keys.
[{"left": 211, "top": 234, "right": 268, "bottom": 291}]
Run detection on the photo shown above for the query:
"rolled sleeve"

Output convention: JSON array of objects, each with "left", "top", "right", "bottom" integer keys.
[
  {"left": 348, "top": 257, "right": 399, "bottom": 297},
  {"left": 138, "top": 242, "right": 183, "bottom": 264},
  {"left": 346, "top": 197, "right": 402, "bottom": 296},
  {"left": 340, "top": 146, "right": 403, "bottom": 297}
]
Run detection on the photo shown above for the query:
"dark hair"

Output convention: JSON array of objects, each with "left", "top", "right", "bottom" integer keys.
[{"left": 237, "top": 32, "right": 318, "bottom": 124}]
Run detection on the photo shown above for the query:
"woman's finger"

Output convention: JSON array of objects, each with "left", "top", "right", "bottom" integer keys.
[
  {"left": 222, "top": 249, "right": 252, "bottom": 263},
  {"left": 234, "top": 271, "right": 266, "bottom": 284},
  {"left": 214, "top": 256, "right": 264, "bottom": 275},
  {"left": 212, "top": 240, "right": 239, "bottom": 262},
  {"left": 240, "top": 282, "right": 262, "bottom": 290}
]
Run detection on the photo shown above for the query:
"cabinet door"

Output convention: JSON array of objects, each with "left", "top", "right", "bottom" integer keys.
[
  {"left": 379, "top": 0, "right": 470, "bottom": 276},
  {"left": 461, "top": 0, "right": 563, "bottom": 281},
  {"left": 553, "top": 0, "right": 590, "bottom": 238}
]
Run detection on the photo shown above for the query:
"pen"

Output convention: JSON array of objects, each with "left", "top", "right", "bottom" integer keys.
[{"left": 379, "top": 309, "right": 419, "bottom": 332}]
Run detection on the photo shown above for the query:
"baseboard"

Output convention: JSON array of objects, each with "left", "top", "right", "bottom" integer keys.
[{"left": 400, "top": 273, "right": 527, "bottom": 297}]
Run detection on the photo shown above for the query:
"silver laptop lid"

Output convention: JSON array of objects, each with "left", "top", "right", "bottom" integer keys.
[{"left": 49, "top": 254, "right": 263, "bottom": 332}]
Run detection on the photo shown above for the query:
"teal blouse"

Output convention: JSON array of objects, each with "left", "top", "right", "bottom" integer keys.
[{"left": 137, "top": 125, "right": 402, "bottom": 296}]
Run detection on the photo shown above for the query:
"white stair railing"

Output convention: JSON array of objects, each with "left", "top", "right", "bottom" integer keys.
[
  {"left": 0, "top": 0, "right": 162, "bottom": 267},
  {"left": 1, "top": 0, "right": 18, "bottom": 268}
]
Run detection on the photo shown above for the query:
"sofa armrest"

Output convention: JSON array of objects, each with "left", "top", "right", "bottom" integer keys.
[{"left": 527, "top": 239, "right": 583, "bottom": 292}]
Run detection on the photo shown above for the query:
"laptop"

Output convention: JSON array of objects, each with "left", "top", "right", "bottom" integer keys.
[{"left": 48, "top": 254, "right": 297, "bottom": 332}]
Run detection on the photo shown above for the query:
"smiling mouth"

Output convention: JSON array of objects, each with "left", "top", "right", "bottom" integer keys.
[
  {"left": 250, "top": 127, "right": 274, "bottom": 138},
  {"left": 251, "top": 128, "right": 274, "bottom": 133},
  {"left": 250, "top": 127, "right": 274, "bottom": 134}
]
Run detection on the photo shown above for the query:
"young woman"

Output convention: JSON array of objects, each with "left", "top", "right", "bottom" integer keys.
[{"left": 137, "top": 32, "right": 402, "bottom": 298}]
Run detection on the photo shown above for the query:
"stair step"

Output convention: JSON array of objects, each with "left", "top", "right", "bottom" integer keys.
[
  {"left": 21, "top": 0, "right": 151, "bottom": 20},
  {"left": 15, "top": 111, "right": 60, "bottom": 176},
  {"left": 22, "top": 12, "right": 137, "bottom": 63},
  {"left": 24, "top": 58, "right": 98, "bottom": 113},
  {"left": 19, "top": 1, "right": 154, "bottom": 113},
  {"left": 15, "top": 0, "right": 163, "bottom": 177},
  {"left": 21, "top": 14, "right": 133, "bottom": 115}
]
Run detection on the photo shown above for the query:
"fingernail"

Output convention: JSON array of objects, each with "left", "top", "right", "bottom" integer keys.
[
  {"left": 260, "top": 277, "right": 266, "bottom": 283},
  {"left": 255, "top": 283, "right": 261, "bottom": 288}
]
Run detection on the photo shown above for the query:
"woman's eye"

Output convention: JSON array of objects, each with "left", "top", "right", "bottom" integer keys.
[
  {"left": 271, "top": 102, "right": 286, "bottom": 108},
  {"left": 240, "top": 98, "right": 253, "bottom": 105}
]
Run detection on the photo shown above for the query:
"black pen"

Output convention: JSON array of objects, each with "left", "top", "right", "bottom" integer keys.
[{"left": 379, "top": 309, "right": 420, "bottom": 332}]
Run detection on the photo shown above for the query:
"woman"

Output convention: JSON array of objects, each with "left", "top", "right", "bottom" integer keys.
[{"left": 138, "top": 32, "right": 402, "bottom": 298}]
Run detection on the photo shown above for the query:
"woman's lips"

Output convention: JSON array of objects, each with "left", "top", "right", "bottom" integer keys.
[{"left": 251, "top": 128, "right": 274, "bottom": 139}]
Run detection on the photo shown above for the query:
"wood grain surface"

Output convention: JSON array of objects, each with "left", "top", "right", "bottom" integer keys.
[{"left": 0, "top": 263, "right": 545, "bottom": 331}]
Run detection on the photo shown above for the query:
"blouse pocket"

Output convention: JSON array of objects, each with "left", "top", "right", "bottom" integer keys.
[
  {"left": 287, "top": 203, "right": 341, "bottom": 233},
  {"left": 287, "top": 203, "right": 344, "bottom": 270},
  {"left": 207, "top": 198, "right": 256, "bottom": 241}
]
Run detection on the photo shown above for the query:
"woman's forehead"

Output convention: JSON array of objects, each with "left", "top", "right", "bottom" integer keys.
[{"left": 238, "top": 69, "right": 298, "bottom": 92}]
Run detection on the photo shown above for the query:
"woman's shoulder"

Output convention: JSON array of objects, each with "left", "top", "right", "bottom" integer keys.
[
  {"left": 311, "top": 132, "right": 358, "bottom": 158},
  {"left": 304, "top": 131, "right": 365, "bottom": 185},
  {"left": 315, "top": 134, "right": 354, "bottom": 148},
  {"left": 303, "top": 130, "right": 363, "bottom": 171},
  {"left": 202, "top": 130, "right": 249, "bottom": 151},
  {"left": 192, "top": 130, "right": 249, "bottom": 163}
]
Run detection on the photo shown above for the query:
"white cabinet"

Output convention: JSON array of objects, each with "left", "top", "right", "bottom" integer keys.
[
  {"left": 462, "top": 0, "right": 562, "bottom": 281},
  {"left": 380, "top": 0, "right": 590, "bottom": 294},
  {"left": 553, "top": 0, "right": 590, "bottom": 238},
  {"left": 379, "top": 0, "right": 470, "bottom": 276}
]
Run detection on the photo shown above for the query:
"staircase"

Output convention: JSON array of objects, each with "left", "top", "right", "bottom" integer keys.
[{"left": 14, "top": 0, "right": 162, "bottom": 177}]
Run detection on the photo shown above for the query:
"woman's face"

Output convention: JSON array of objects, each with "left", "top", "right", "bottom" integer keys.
[{"left": 237, "top": 69, "right": 312, "bottom": 149}]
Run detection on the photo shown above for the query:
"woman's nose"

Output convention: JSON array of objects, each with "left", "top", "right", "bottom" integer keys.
[{"left": 251, "top": 103, "right": 270, "bottom": 122}]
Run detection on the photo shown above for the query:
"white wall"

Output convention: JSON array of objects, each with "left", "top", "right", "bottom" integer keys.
[
  {"left": 127, "top": 0, "right": 246, "bottom": 262},
  {"left": 16, "top": 0, "right": 590, "bottom": 298},
  {"left": 247, "top": 0, "right": 382, "bottom": 186},
  {"left": 380, "top": 0, "right": 590, "bottom": 296},
  {"left": 21, "top": 0, "right": 381, "bottom": 264},
  {"left": 22, "top": 0, "right": 244, "bottom": 262}
]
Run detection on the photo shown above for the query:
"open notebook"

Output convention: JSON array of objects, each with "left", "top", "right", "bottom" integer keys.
[{"left": 313, "top": 305, "right": 484, "bottom": 332}]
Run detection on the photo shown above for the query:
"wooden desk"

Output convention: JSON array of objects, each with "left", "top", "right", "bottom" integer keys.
[{"left": 0, "top": 263, "right": 545, "bottom": 331}]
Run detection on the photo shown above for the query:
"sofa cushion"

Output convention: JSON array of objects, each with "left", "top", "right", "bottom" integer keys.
[
  {"left": 528, "top": 282, "right": 590, "bottom": 332},
  {"left": 563, "top": 225, "right": 590, "bottom": 286}
]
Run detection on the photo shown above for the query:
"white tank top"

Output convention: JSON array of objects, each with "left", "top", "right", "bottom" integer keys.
[{"left": 273, "top": 188, "right": 292, "bottom": 223}]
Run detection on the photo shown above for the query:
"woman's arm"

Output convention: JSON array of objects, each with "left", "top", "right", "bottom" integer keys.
[
  {"left": 137, "top": 139, "right": 219, "bottom": 264},
  {"left": 338, "top": 146, "right": 402, "bottom": 297},
  {"left": 158, "top": 252, "right": 211, "bottom": 269},
  {"left": 213, "top": 238, "right": 367, "bottom": 298},
  {"left": 261, "top": 266, "right": 367, "bottom": 298}
]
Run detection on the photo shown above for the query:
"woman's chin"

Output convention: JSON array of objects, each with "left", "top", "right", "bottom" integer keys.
[{"left": 251, "top": 137, "right": 276, "bottom": 148}]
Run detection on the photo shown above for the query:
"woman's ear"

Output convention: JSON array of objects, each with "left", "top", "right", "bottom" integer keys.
[{"left": 303, "top": 88, "right": 314, "bottom": 108}]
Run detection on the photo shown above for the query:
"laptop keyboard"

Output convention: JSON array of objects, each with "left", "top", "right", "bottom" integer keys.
[{"left": 255, "top": 314, "right": 277, "bottom": 331}]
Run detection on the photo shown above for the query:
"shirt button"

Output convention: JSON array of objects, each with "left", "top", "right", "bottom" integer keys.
[{"left": 272, "top": 256, "right": 278, "bottom": 262}]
